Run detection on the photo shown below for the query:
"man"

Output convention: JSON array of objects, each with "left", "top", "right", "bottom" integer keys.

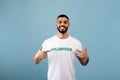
[{"left": 33, "top": 14, "right": 89, "bottom": 80}]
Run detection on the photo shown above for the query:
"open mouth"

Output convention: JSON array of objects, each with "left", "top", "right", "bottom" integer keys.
[
  {"left": 59, "top": 26, "right": 66, "bottom": 30},
  {"left": 57, "top": 26, "right": 68, "bottom": 34}
]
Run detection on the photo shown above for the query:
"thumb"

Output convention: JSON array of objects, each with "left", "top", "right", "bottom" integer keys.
[{"left": 40, "top": 47, "right": 43, "bottom": 51}]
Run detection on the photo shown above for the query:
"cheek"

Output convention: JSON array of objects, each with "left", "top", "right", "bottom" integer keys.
[
  {"left": 65, "top": 24, "right": 69, "bottom": 27},
  {"left": 56, "top": 23, "right": 59, "bottom": 27}
]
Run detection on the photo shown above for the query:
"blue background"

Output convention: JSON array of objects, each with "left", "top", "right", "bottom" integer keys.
[{"left": 0, "top": 0, "right": 120, "bottom": 80}]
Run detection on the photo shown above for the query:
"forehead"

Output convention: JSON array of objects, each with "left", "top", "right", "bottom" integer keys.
[{"left": 57, "top": 17, "right": 69, "bottom": 21}]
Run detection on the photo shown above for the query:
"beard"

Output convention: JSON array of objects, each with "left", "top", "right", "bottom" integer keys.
[{"left": 57, "top": 26, "right": 68, "bottom": 34}]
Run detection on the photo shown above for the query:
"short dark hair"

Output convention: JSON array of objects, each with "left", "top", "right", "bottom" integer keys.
[{"left": 57, "top": 14, "right": 69, "bottom": 20}]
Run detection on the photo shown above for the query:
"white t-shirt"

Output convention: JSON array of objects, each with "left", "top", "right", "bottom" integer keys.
[{"left": 42, "top": 35, "right": 82, "bottom": 80}]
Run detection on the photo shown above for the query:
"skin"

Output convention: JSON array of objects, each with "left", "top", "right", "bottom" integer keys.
[{"left": 33, "top": 17, "right": 89, "bottom": 66}]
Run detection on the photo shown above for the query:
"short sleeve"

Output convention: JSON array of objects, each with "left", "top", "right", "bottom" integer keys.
[
  {"left": 41, "top": 40, "right": 47, "bottom": 51},
  {"left": 41, "top": 39, "right": 51, "bottom": 51}
]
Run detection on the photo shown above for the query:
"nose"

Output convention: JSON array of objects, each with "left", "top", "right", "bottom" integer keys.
[{"left": 61, "top": 22, "right": 65, "bottom": 26}]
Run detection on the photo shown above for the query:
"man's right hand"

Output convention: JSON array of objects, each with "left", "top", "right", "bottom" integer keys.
[{"left": 33, "top": 47, "right": 51, "bottom": 64}]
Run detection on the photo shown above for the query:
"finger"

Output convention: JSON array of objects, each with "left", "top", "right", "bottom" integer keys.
[
  {"left": 43, "top": 50, "right": 51, "bottom": 53},
  {"left": 76, "top": 50, "right": 82, "bottom": 53},
  {"left": 84, "top": 47, "right": 87, "bottom": 51},
  {"left": 83, "top": 49, "right": 88, "bottom": 55}
]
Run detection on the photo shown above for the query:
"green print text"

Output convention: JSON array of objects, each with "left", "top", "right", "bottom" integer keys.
[{"left": 51, "top": 47, "right": 72, "bottom": 51}]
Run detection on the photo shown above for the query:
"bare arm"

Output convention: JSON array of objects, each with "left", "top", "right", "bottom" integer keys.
[
  {"left": 32, "top": 47, "right": 50, "bottom": 64},
  {"left": 76, "top": 48, "right": 89, "bottom": 66}
]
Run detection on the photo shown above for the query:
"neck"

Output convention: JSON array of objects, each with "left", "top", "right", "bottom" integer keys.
[{"left": 56, "top": 32, "right": 69, "bottom": 39}]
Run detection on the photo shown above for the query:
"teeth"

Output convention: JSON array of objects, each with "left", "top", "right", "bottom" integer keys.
[
  {"left": 60, "top": 26, "right": 66, "bottom": 29},
  {"left": 61, "top": 27, "right": 64, "bottom": 29}
]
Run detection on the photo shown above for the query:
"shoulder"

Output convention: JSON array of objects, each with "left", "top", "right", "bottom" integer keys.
[
  {"left": 70, "top": 36, "right": 82, "bottom": 50},
  {"left": 69, "top": 36, "right": 82, "bottom": 44},
  {"left": 43, "top": 35, "right": 56, "bottom": 43}
]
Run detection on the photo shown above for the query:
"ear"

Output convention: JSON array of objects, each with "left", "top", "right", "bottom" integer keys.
[
  {"left": 55, "top": 22, "right": 57, "bottom": 27},
  {"left": 68, "top": 23, "right": 71, "bottom": 27}
]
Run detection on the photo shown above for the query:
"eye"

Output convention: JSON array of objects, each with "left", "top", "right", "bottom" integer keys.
[
  {"left": 64, "top": 21, "right": 68, "bottom": 24},
  {"left": 58, "top": 21, "right": 62, "bottom": 24}
]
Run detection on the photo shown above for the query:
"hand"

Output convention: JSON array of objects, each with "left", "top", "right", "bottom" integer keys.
[
  {"left": 76, "top": 48, "right": 89, "bottom": 66},
  {"left": 35, "top": 47, "right": 51, "bottom": 59},
  {"left": 76, "top": 48, "right": 88, "bottom": 59},
  {"left": 33, "top": 47, "right": 51, "bottom": 64}
]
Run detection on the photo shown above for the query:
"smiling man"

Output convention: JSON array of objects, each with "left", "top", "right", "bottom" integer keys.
[{"left": 33, "top": 14, "right": 89, "bottom": 80}]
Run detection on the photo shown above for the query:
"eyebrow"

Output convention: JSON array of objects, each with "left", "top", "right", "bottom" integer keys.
[{"left": 57, "top": 20, "right": 69, "bottom": 23}]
